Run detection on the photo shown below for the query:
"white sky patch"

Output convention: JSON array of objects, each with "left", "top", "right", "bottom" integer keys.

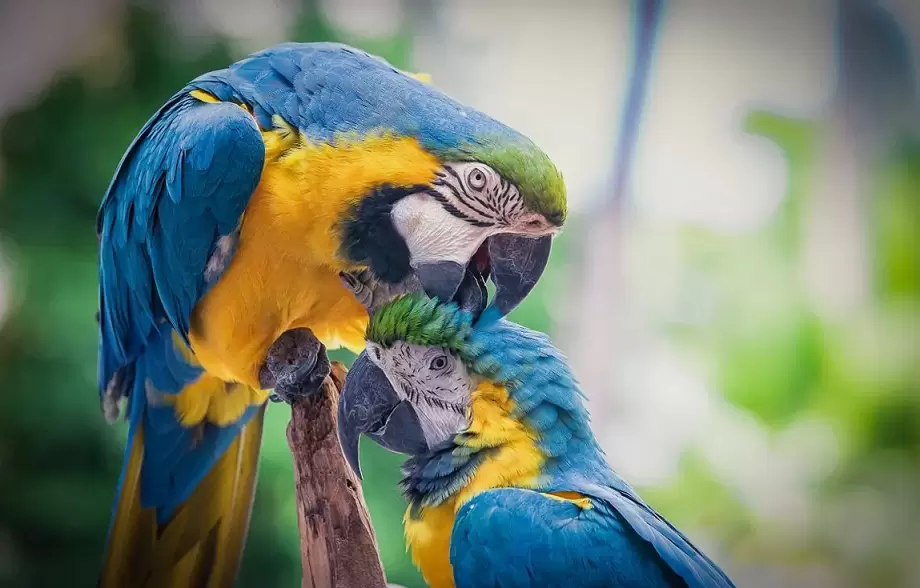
[
  {"left": 321, "top": 0, "right": 405, "bottom": 39},
  {"left": 592, "top": 340, "right": 714, "bottom": 487},
  {"left": 700, "top": 402, "right": 840, "bottom": 532},
  {"left": 196, "top": 0, "right": 294, "bottom": 52},
  {"left": 0, "top": 0, "right": 121, "bottom": 119},
  {"left": 729, "top": 561, "right": 840, "bottom": 588},
  {"left": 632, "top": 0, "right": 836, "bottom": 232},
  {"left": 633, "top": 119, "right": 790, "bottom": 233}
]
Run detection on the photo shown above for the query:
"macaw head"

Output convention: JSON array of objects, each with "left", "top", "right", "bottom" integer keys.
[
  {"left": 337, "top": 290, "right": 568, "bottom": 478},
  {"left": 317, "top": 45, "right": 567, "bottom": 317},
  {"left": 337, "top": 293, "right": 477, "bottom": 478},
  {"left": 375, "top": 157, "right": 563, "bottom": 317}
]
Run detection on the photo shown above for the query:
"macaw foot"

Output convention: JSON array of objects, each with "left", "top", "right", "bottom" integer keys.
[
  {"left": 259, "top": 328, "right": 330, "bottom": 404},
  {"left": 340, "top": 269, "right": 421, "bottom": 314}
]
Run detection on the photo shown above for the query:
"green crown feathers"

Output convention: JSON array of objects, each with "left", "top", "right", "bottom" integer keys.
[
  {"left": 365, "top": 294, "right": 472, "bottom": 352},
  {"left": 444, "top": 140, "right": 567, "bottom": 226}
]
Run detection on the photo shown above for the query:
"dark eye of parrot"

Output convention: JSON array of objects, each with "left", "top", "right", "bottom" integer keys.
[
  {"left": 372, "top": 347, "right": 381, "bottom": 361},
  {"left": 429, "top": 355, "right": 448, "bottom": 371},
  {"left": 467, "top": 168, "right": 487, "bottom": 191}
]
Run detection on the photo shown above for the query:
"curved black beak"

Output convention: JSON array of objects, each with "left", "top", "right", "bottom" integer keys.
[
  {"left": 337, "top": 351, "right": 428, "bottom": 479},
  {"left": 487, "top": 234, "right": 553, "bottom": 317},
  {"left": 414, "top": 234, "right": 552, "bottom": 319}
]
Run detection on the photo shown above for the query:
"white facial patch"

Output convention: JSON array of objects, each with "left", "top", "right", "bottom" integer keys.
[
  {"left": 391, "top": 193, "right": 493, "bottom": 266},
  {"left": 368, "top": 341, "right": 474, "bottom": 447},
  {"left": 390, "top": 161, "right": 534, "bottom": 269}
]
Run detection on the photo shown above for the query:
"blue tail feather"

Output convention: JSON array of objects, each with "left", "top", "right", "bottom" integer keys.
[
  {"left": 101, "top": 329, "right": 265, "bottom": 586},
  {"left": 111, "top": 329, "right": 261, "bottom": 523}
]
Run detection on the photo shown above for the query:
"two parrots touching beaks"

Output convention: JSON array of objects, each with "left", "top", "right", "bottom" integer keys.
[
  {"left": 96, "top": 41, "right": 735, "bottom": 587},
  {"left": 96, "top": 41, "right": 562, "bottom": 587}
]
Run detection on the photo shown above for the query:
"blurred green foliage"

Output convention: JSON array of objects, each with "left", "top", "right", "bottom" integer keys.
[{"left": 641, "top": 111, "right": 920, "bottom": 585}]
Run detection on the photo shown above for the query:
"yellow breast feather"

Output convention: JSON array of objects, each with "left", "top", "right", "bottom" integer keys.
[
  {"left": 403, "top": 381, "right": 546, "bottom": 588},
  {"left": 188, "top": 127, "right": 441, "bottom": 394}
]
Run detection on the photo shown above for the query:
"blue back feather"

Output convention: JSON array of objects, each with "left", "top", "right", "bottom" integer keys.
[{"left": 190, "top": 42, "right": 527, "bottom": 158}]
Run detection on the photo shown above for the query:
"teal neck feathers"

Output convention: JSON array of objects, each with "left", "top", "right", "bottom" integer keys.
[{"left": 399, "top": 314, "right": 611, "bottom": 514}]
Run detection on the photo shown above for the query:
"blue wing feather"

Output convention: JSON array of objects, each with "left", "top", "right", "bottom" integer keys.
[
  {"left": 451, "top": 488, "right": 682, "bottom": 588},
  {"left": 589, "top": 483, "right": 736, "bottom": 588},
  {"left": 448, "top": 457, "right": 735, "bottom": 588},
  {"left": 98, "top": 91, "right": 263, "bottom": 525},
  {"left": 97, "top": 91, "right": 264, "bottom": 403}
]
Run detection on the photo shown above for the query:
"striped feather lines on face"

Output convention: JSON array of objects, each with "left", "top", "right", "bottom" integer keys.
[
  {"left": 427, "top": 163, "right": 524, "bottom": 229},
  {"left": 389, "top": 161, "right": 553, "bottom": 270},
  {"left": 368, "top": 340, "right": 473, "bottom": 448}
]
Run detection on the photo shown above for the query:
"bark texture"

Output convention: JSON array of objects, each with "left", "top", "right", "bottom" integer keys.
[{"left": 287, "top": 362, "right": 387, "bottom": 588}]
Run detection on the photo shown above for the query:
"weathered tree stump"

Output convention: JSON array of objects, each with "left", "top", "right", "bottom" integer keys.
[{"left": 286, "top": 361, "right": 387, "bottom": 588}]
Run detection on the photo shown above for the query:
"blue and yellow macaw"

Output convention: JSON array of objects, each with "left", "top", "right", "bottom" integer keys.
[
  {"left": 96, "top": 42, "right": 566, "bottom": 586},
  {"left": 338, "top": 295, "right": 736, "bottom": 588}
]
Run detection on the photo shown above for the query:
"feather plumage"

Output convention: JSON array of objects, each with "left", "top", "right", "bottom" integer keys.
[
  {"left": 368, "top": 295, "right": 735, "bottom": 588},
  {"left": 98, "top": 41, "right": 568, "bottom": 586}
]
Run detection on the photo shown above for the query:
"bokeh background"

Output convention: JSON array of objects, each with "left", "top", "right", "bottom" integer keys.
[{"left": 1, "top": 0, "right": 918, "bottom": 586}]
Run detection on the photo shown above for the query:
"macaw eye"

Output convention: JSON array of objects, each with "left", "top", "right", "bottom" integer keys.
[
  {"left": 467, "top": 168, "right": 488, "bottom": 191},
  {"left": 429, "top": 355, "right": 449, "bottom": 371},
  {"left": 371, "top": 347, "right": 381, "bottom": 361}
]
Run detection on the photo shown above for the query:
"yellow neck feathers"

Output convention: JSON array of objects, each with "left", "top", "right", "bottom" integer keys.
[
  {"left": 255, "top": 121, "right": 442, "bottom": 268},
  {"left": 403, "top": 381, "right": 545, "bottom": 588}
]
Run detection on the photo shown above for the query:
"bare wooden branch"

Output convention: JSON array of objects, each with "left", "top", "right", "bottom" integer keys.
[{"left": 286, "top": 361, "right": 387, "bottom": 588}]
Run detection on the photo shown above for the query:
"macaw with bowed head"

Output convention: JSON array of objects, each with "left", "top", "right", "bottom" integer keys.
[
  {"left": 338, "top": 295, "right": 736, "bottom": 588},
  {"left": 96, "top": 42, "right": 565, "bottom": 586}
]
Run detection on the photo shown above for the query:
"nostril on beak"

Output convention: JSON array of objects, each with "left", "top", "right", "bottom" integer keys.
[{"left": 516, "top": 214, "right": 556, "bottom": 235}]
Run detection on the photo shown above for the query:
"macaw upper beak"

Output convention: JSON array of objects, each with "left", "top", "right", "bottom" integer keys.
[
  {"left": 487, "top": 234, "right": 553, "bottom": 316},
  {"left": 337, "top": 351, "right": 428, "bottom": 479},
  {"left": 414, "top": 234, "right": 553, "bottom": 318}
]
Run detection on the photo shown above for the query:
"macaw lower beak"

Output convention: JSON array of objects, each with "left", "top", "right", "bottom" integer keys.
[
  {"left": 414, "top": 234, "right": 553, "bottom": 318},
  {"left": 337, "top": 351, "right": 428, "bottom": 479}
]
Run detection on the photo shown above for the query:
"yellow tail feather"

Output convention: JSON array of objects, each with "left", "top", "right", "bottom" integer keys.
[{"left": 99, "top": 405, "right": 266, "bottom": 588}]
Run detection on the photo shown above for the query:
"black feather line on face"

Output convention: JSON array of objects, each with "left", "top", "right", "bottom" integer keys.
[
  {"left": 438, "top": 167, "right": 498, "bottom": 221},
  {"left": 426, "top": 189, "right": 492, "bottom": 228},
  {"left": 340, "top": 184, "right": 428, "bottom": 284},
  {"left": 419, "top": 392, "right": 466, "bottom": 415},
  {"left": 398, "top": 362, "right": 466, "bottom": 415},
  {"left": 495, "top": 178, "right": 514, "bottom": 220}
]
